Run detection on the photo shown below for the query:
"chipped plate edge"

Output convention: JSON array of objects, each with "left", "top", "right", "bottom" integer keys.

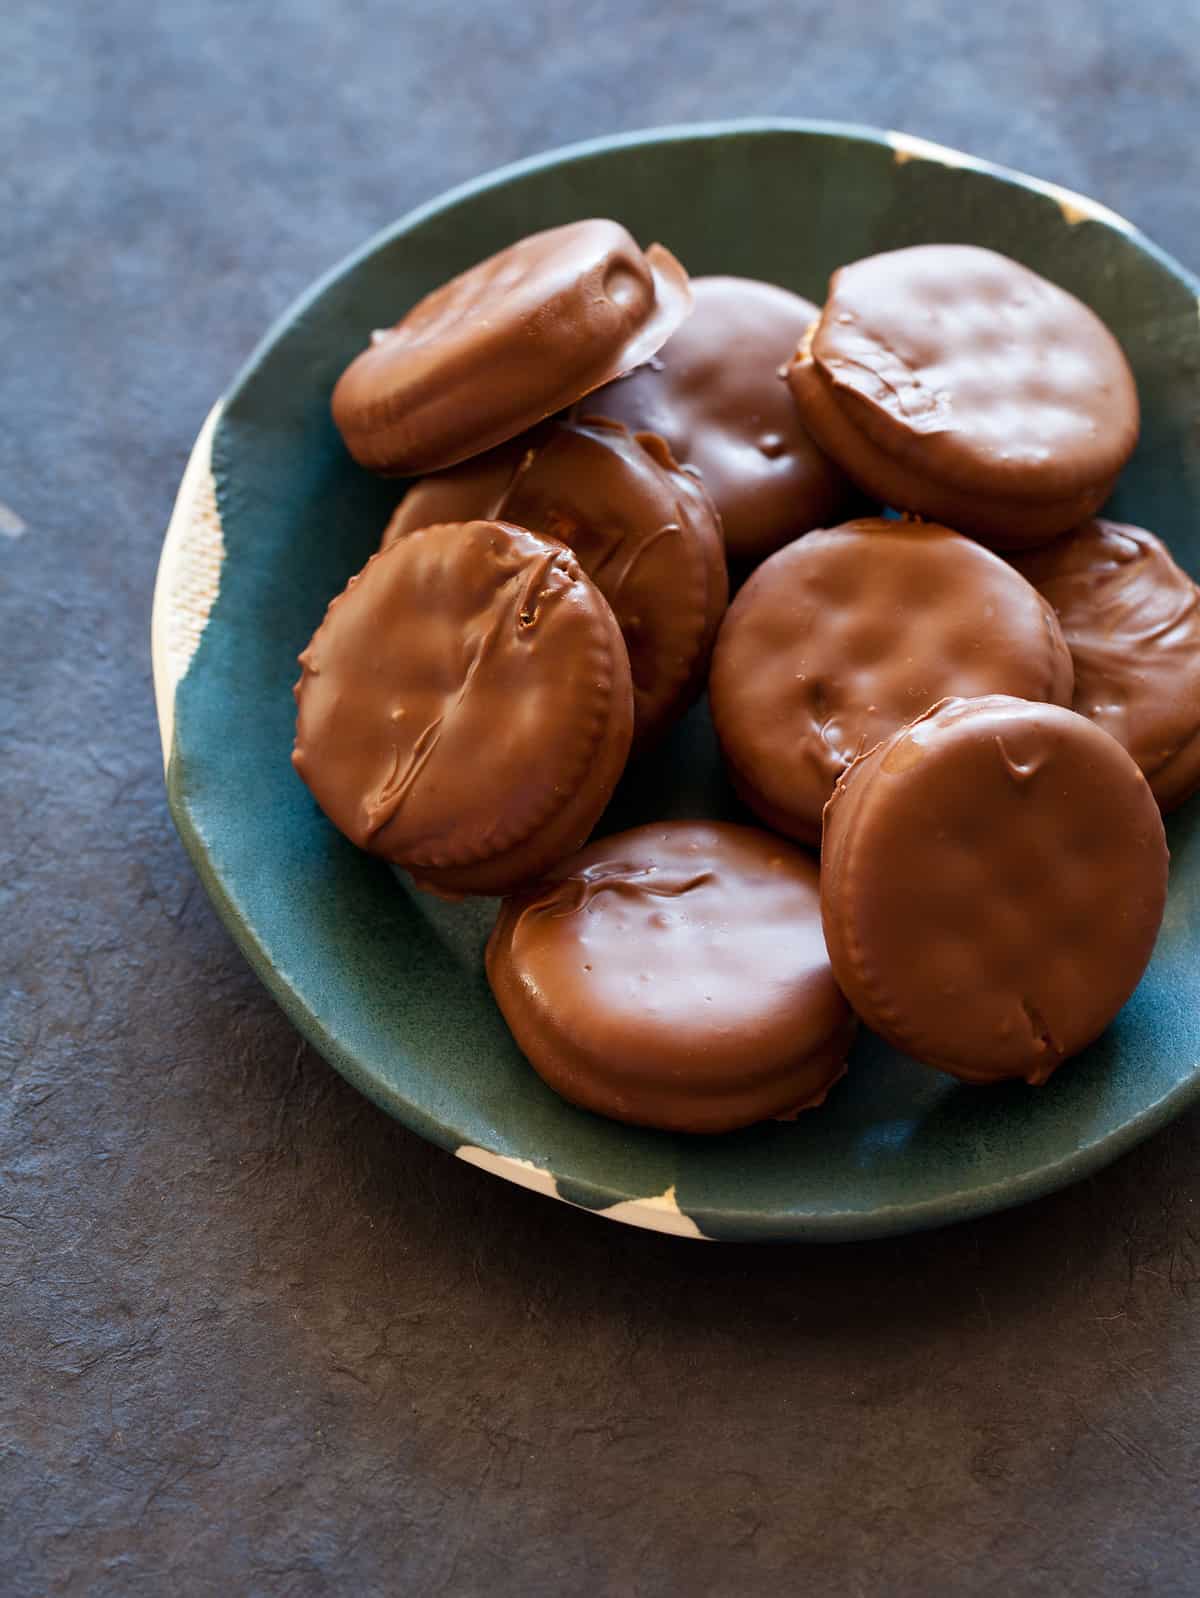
[
  {"left": 151, "top": 401, "right": 227, "bottom": 773},
  {"left": 886, "top": 129, "right": 1135, "bottom": 232},
  {"left": 455, "top": 1147, "right": 706, "bottom": 1238}
]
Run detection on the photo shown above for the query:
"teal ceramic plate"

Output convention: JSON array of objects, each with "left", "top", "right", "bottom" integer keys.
[{"left": 153, "top": 120, "right": 1200, "bottom": 1241}]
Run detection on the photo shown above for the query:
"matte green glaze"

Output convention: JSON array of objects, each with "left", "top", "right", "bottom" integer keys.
[{"left": 166, "top": 121, "right": 1200, "bottom": 1241}]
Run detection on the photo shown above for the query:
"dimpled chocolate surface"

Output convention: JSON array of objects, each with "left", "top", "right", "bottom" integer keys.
[
  {"left": 292, "top": 520, "right": 633, "bottom": 894},
  {"left": 486, "top": 822, "right": 855, "bottom": 1133},
  {"left": 384, "top": 417, "right": 727, "bottom": 749},
  {"left": 709, "top": 518, "right": 1074, "bottom": 843},
  {"left": 821, "top": 696, "right": 1168, "bottom": 1086},
  {"left": 790, "top": 245, "right": 1138, "bottom": 545},
  {"left": 331, "top": 219, "right": 691, "bottom": 475},
  {"left": 1013, "top": 519, "right": 1200, "bottom": 811},
  {"left": 585, "top": 275, "right": 854, "bottom": 565}
]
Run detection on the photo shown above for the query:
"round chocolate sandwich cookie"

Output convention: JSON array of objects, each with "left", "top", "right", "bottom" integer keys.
[
  {"left": 486, "top": 822, "right": 855, "bottom": 1134},
  {"left": 384, "top": 417, "right": 727, "bottom": 751},
  {"left": 820, "top": 696, "right": 1168, "bottom": 1086},
  {"left": 585, "top": 275, "right": 854, "bottom": 568},
  {"left": 708, "top": 518, "right": 1074, "bottom": 844},
  {"left": 1013, "top": 519, "right": 1200, "bottom": 812},
  {"left": 788, "top": 245, "right": 1139, "bottom": 548},
  {"left": 292, "top": 520, "right": 634, "bottom": 897},
  {"left": 332, "top": 219, "right": 691, "bottom": 475}
]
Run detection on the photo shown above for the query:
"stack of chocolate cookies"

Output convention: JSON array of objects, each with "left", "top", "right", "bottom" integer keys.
[{"left": 293, "top": 218, "right": 1193, "bottom": 1134}]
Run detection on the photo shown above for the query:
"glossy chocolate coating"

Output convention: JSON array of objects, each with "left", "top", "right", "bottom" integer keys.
[
  {"left": 331, "top": 219, "right": 692, "bottom": 475},
  {"left": 292, "top": 520, "right": 634, "bottom": 897},
  {"left": 1013, "top": 519, "right": 1200, "bottom": 812},
  {"left": 788, "top": 245, "right": 1139, "bottom": 547},
  {"left": 709, "top": 518, "right": 1074, "bottom": 844},
  {"left": 384, "top": 417, "right": 727, "bottom": 750},
  {"left": 820, "top": 696, "right": 1168, "bottom": 1085},
  {"left": 585, "top": 275, "right": 854, "bottom": 566},
  {"left": 487, "top": 822, "right": 855, "bottom": 1133}
]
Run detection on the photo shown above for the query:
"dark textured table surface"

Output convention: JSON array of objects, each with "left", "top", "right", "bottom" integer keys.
[{"left": 5, "top": 4, "right": 1200, "bottom": 1593}]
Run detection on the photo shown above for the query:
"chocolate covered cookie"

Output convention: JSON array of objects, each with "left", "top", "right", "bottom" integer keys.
[
  {"left": 820, "top": 696, "right": 1168, "bottom": 1085},
  {"left": 332, "top": 219, "right": 691, "bottom": 475},
  {"left": 1012, "top": 519, "right": 1200, "bottom": 812},
  {"left": 384, "top": 417, "right": 727, "bottom": 750},
  {"left": 709, "top": 518, "right": 1074, "bottom": 843},
  {"left": 788, "top": 246, "right": 1139, "bottom": 547},
  {"left": 487, "top": 822, "right": 855, "bottom": 1133},
  {"left": 292, "top": 520, "right": 634, "bottom": 896},
  {"left": 586, "top": 275, "right": 854, "bottom": 568}
]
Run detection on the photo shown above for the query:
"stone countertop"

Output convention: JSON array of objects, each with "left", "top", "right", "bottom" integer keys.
[{"left": 4, "top": 3, "right": 1199, "bottom": 1593}]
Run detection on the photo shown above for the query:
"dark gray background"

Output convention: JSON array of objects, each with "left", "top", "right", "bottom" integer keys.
[{"left": 4, "top": 3, "right": 1199, "bottom": 1593}]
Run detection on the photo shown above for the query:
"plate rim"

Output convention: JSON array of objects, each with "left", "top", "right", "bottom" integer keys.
[{"left": 152, "top": 117, "right": 1200, "bottom": 1242}]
